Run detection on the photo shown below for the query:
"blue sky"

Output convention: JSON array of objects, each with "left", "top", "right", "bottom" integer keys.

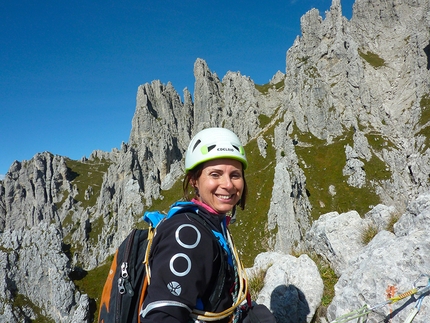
[{"left": 0, "top": 0, "right": 354, "bottom": 178}]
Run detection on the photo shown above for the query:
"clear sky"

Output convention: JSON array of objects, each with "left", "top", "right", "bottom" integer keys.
[{"left": 0, "top": 0, "right": 355, "bottom": 178}]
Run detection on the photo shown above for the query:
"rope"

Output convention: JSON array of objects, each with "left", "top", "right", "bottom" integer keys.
[
  {"left": 329, "top": 305, "right": 371, "bottom": 323},
  {"left": 191, "top": 228, "right": 248, "bottom": 322},
  {"left": 146, "top": 219, "right": 248, "bottom": 322},
  {"left": 404, "top": 296, "right": 425, "bottom": 323},
  {"left": 329, "top": 274, "right": 430, "bottom": 323},
  {"left": 144, "top": 226, "right": 155, "bottom": 283}
]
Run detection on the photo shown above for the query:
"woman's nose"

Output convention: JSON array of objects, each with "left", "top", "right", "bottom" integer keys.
[{"left": 220, "top": 175, "right": 233, "bottom": 189}]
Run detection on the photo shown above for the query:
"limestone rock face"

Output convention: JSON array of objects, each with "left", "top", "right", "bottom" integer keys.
[
  {"left": 0, "top": 152, "right": 71, "bottom": 232},
  {"left": 284, "top": 0, "right": 430, "bottom": 209},
  {"left": 302, "top": 193, "right": 430, "bottom": 322},
  {"left": 306, "top": 210, "right": 369, "bottom": 276},
  {"left": 193, "top": 58, "right": 281, "bottom": 142},
  {"left": 0, "top": 223, "right": 78, "bottom": 322},
  {"left": 324, "top": 193, "right": 430, "bottom": 323}
]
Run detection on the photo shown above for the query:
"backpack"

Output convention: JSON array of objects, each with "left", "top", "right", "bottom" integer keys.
[
  {"left": 97, "top": 201, "right": 248, "bottom": 323},
  {"left": 98, "top": 228, "right": 149, "bottom": 323}
]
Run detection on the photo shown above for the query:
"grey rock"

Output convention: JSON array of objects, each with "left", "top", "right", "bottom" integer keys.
[
  {"left": 306, "top": 210, "right": 369, "bottom": 276},
  {"left": 270, "top": 71, "right": 285, "bottom": 85},
  {"left": 1, "top": 152, "right": 71, "bottom": 232},
  {"left": 342, "top": 151, "right": 366, "bottom": 188},
  {"left": 364, "top": 203, "right": 398, "bottom": 231},
  {"left": 268, "top": 159, "right": 304, "bottom": 253},
  {"left": 0, "top": 222, "right": 78, "bottom": 322},
  {"left": 327, "top": 193, "right": 430, "bottom": 322},
  {"left": 247, "top": 252, "right": 324, "bottom": 323},
  {"left": 257, "top": 136, "right": 268, "bottom": 158},
  {"left": 70, "top": 293, "right": 91, "bottom": 323}
]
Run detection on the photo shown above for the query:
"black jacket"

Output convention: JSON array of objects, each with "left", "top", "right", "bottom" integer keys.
[{"left": 140, "top": 205, "right": 234, "bottom": 323}]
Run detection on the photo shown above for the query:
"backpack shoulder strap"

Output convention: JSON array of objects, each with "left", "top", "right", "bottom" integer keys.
[
  {"left": 142, "top": 201, "right": 198, "bottom": 227},
  {"left": 166, "top": 201, "right": 198, "bottom": 219}
]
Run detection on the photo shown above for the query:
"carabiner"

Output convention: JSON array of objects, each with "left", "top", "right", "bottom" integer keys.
[{"left": 414, "top": 274, "right": 430, "bottom": 296}]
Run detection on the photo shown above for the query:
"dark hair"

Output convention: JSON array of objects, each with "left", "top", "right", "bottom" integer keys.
[{"left": 182, "top": 162, "right": 248, "bottom": 210}]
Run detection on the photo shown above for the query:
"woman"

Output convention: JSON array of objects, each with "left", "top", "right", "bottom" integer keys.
[{"left": 140, "top": 127, "right": 276, "bottom": 323}]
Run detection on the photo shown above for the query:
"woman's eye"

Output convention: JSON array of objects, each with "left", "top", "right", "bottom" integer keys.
[{"left": 231, "top": 173, "right": 241, "bottom": 179}]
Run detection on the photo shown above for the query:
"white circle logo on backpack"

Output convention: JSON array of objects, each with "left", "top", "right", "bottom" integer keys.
[{"left": 167, "top": 281, "right": 182, "bottom": 296}]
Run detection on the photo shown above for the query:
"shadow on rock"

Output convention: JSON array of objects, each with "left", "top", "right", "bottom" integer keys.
[{"left": 270, "top": 285, "right": 310, "bottom": 323}]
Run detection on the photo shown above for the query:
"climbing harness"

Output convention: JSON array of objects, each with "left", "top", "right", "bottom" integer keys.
[{"left": 330, "top": 274, "right": 430, "bottom": 323}]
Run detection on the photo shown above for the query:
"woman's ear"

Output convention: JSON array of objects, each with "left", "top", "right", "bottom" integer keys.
[{"left": 190, "top": 179, "right": 200, "bottom": 197}]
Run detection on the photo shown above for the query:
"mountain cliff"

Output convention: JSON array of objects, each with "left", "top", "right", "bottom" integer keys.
[{"left": 0, "top": 0, "right": 429, "bottom": 322}]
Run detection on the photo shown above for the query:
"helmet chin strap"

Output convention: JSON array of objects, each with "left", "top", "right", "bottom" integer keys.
[
  {"left": 229, "top": 205, "right": 237, "bottom": 224},
  {"left": 194, "top": 186, "right": 200, "bottom": 197}
]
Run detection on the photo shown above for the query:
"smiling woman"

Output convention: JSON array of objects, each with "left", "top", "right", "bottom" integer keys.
[{"left": 138, "top": 127, "right": 276, "bottom": 322}]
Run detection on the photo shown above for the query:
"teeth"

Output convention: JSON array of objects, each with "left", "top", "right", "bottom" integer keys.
[{"left": 217, "top": 195, "right": 231, "bottom": 200}]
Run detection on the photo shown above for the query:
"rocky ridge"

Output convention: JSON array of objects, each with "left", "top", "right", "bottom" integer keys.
[{"left": 0, "top": 0, "right": 429, "bottom": 322}]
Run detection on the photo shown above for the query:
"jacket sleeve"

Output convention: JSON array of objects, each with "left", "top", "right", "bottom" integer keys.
[{"left": 140, "top": 213, "right": 219, "bottom": 323}]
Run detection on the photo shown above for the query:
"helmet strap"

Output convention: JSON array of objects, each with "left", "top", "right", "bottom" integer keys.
[{"left": 229, "top": 205, "right": 237, "bottom": 225}]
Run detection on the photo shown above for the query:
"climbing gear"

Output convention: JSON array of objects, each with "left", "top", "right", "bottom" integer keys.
[
  {"left": 98, "top": 201, "right": 248, "bottom": 323},
  {"left": 185, "top": 127, "right": 248, "bottom": 171},
  {"left": 329, "top": 274, "right": 430, "bottom": 323},
  {"left": 144, "top": 201, "right": 249, "bottom": 322},
  {"left": 404, "top": 274, "right": 430, "bottom": 323}
]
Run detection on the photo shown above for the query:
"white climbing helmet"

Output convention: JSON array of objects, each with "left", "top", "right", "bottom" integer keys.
[{"left": 185, "top": 127, "right": 248, "bottom": 171}]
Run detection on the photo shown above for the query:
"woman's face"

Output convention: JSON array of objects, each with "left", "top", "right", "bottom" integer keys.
[{"left": 193, "top": 158, "right": 244, "bottom": 214}]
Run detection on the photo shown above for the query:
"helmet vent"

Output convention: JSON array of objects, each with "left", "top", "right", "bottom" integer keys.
[
  {"left": 207, "top": 145, "right": 216, "bottom": 152},
  {"left": 192, "top": 139, "right": 201, "bottom": 152}
]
